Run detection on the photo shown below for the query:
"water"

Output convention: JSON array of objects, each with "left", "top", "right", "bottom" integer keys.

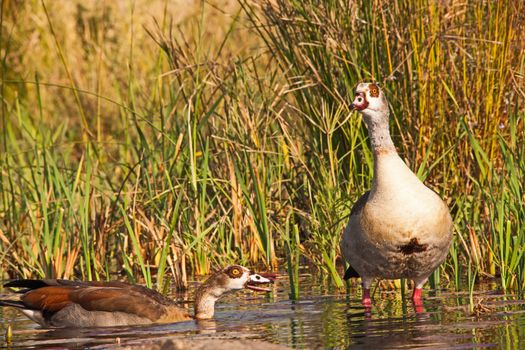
[{"left": 1, "top": 274, "right": 525, "bottom": 349}]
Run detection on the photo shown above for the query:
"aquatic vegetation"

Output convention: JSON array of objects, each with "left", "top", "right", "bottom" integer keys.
[
  {"left": 0, "top": 275, "right": 524, "bottom": 348},
  {"left": 0, "top": 0, "right": 524, "bottom": 297}
]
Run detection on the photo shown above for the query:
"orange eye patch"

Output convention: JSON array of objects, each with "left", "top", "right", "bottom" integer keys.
[
  {"left": 368, "top": 83, "right": 379, "bottom": 97},
  {"left": 228, "top": 267, "right": 242, "bottom": 278}
]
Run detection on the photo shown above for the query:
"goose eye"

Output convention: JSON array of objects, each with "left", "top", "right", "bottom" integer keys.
[
  {"left": 368, "top": 84, "right": 379, "bottom": 97},
  {"left": 229, "top": 267, "right": 241, "bottom": 277},
  {"left": 357, "top": 96, "right": 363, "bottom": 103}
]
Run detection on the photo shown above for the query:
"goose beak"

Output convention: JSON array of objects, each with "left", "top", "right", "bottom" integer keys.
[
  {"left": 349, "top": 103, "right": 356, "bottom": 111},
  {"left": 245, "top": 273, "right": 275, "bottom": 292}
]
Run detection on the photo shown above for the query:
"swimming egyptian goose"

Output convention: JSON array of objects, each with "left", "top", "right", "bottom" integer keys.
[
  {"left": 0, "top": 265, "right": 274, "bottom": 327},
  {"left": 340, "top": 82, "right": 453, "bottom": 308}
]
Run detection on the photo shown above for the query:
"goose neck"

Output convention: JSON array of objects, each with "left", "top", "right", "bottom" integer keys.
[
  {"left": 193, "top": 284, "right": 224, "bottom": 320},
  {"left": 362, "top": 111, "right": 396, "bottom": 155}
]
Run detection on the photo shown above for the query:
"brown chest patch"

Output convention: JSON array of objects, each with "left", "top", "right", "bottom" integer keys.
[{"left": 399, "top": 238, "right": 428, "bottom": 255}]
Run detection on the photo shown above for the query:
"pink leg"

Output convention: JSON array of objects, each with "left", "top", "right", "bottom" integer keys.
[
  {"left": 362, "top": 287, "right": 372, "bottom": 307},
  {"left": 412, "top": 287, "right": 422, "bottom": 303},
  {"left": 412, "top": 287, "right": 424, "bottom": 313},
  {"left": 362, "top": 279, "right": 372, "bottom": 307}
]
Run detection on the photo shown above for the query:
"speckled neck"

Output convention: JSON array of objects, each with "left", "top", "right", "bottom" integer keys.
[
  {"left": 362, "top": 110, "right": 396, "bottom": 155},
  {"left": 194, "top": 283, "right": 225, "bottom": 320}
]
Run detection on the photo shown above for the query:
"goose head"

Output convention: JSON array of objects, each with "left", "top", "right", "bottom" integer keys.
[
  {"left": 350, "top": 82, "right": 389, "bottom": 121},
  {"left": 194, "top": 265, "right": 274, "bottom": 319},
  {"left": 200, "top": 265, "right": 273, "bottom": 292}
]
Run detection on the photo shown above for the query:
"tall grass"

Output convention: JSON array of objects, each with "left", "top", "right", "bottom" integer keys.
[
  {"left": 0, "top": 0, "right": 524, "bottom": 297},
  {"left": 241, "top": 0, "right": 525, "bottom": 291}
]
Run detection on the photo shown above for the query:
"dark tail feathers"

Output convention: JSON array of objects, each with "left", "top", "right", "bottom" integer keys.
[
  {"left": 0, "top": 300, "right": 26, "bottom": 309},
  {"left": 4, "top": 279, "right": 51, "bottom": 292},
  {"left": 343, "top": 266, "right": 360, "bottom": 279}
]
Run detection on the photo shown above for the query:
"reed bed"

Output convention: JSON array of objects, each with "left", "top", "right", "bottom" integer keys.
[{"left": 0, "top": 0, "right": 524, "bottom": 295}]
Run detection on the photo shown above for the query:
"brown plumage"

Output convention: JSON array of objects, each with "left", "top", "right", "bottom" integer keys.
[{"left": 0, "top": 265, "right": 275, "bottom": 328}]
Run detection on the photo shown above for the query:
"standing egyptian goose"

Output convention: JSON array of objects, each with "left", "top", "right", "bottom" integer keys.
[
  {"left": 340, "top": 82, "right": 453, "bottom": 308},
  {"left": 0, "top": 265, "right": 274, "bottom": 327}
]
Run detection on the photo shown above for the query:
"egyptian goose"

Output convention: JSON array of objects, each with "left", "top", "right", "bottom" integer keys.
[
  {"left": 0, "top": 265, "right": 274, "bottom": 327},
  {"left": 340, "top": 82, "right": 453, "bottom": 308}
]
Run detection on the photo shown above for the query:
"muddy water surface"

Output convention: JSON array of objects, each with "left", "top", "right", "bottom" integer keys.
[{"left": 1, "top": 274, "right": 524, "bottom": 349}]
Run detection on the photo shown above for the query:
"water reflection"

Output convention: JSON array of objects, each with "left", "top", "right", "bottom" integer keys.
[{"left": 1, "top": 275, "right": 524, "bottom": 349}]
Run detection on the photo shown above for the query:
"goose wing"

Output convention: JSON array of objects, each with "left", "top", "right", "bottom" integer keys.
[{"left": 3, "top": 279, "right": 186, "bottom": 322}]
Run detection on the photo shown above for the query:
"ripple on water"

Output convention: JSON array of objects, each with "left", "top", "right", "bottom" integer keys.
[{"left": 1, "top": 276, "right": 524, "bottom": 349}]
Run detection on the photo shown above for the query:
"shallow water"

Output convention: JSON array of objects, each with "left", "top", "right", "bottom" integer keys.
[{"left": 1, "top": 274, "right": 525, "bottom": 349}]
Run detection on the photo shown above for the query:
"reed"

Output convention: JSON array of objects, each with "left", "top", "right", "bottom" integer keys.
[
  {"left": 0, "top": 0, "right": 524, "bottom": 297},
  {"left": 242, "top": 0, "right": 525, "bottom": 292}
]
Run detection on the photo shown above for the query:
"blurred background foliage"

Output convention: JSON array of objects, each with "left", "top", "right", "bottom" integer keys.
[{"left": 0, "top": 0, "right": 524, "bottom": 293}]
